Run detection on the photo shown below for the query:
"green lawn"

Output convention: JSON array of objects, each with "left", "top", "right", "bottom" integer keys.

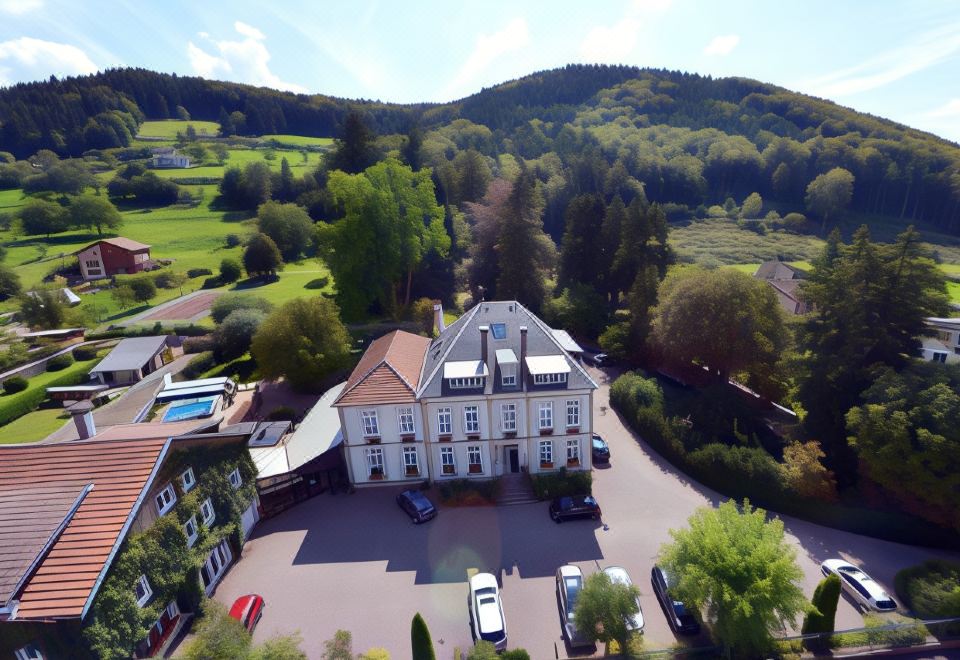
[
  {"left": 151, "top": 149, "right": 323, "bottom": 180},
  {"left": 0, "top": 355, "right": 101, "bottom": 430},
  {"left": 941, "top": 263, "right": 960, "bottom": 276},
  {"left": 0, "top": 408, "right": 69, "bottom": 444},
  {"left": 670, "top": 219, "right": 825, "bottom": 267},
  {"left": 261, "top": 135, "right": 334, "bottom": 148},
  {"left": 948, "top": 280, "right": 960, "bottom": 305},
  {"left": 226, "top": 262, "right": 334, "bottom": 306},
  {"left": 138, "top": 120, "right": 220, "bottom": 138},
  {"left": 0, "top": 188, "right": 25, "bottom": 211}
]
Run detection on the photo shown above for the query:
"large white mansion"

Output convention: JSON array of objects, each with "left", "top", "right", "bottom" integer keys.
[{"left": 333, "top": 301, "right": 598, "bottom": 485}]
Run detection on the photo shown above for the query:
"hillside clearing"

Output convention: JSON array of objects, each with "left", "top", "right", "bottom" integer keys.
[{"left": 137, "top": 120, "right": 220, "bottom": 138}]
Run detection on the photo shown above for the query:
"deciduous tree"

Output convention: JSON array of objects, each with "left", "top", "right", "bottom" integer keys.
[
  {"left": 805, "top": 167, "right": 854, "bottom": 233},
  {"left": 573, "top": 570, "right": 641, "bottom": 653},
  {"left": 243, "top": 233, "right": 283, "bottom": 279},
  {"left": 69, "top": 195, "right": 123, "bottom": 235},
  {"left": 257, "top": 201, "right": 314, "bottom": 261}
]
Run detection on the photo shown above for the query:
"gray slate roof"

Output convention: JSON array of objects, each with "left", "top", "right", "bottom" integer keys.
[
  {"left": 90, "top": 336, "right": 167, "bottom": 374},
  {"left": 416, "top": 301, "right": 597, "bottom": 398}
]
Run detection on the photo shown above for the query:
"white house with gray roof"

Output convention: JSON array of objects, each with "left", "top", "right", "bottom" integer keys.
[
  {"left": 334, "top": 301, "right": 597, "bottom": 486},
  {"left": 89, "top": 336, "right": 170, "bottom": 385}
]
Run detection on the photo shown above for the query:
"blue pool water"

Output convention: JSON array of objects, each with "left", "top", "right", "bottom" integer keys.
[{"left": 163, "top": 396, "right": 219, "bottom": 423}]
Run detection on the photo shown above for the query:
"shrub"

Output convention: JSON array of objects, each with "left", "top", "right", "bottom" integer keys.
[
  {"left": 201, "top": 276, "right": 221, "bottom": 289},
  {"left": 894, "top": 560, "right": 960, "bottom": 618},
  {"left": 437, "top": 478, "right": 499, "bottom": 505},
  {"left": 305, "top": 276, "right": 330, "bottom": 290},
  {"left": 183, "top": 335, "right": 216, "bottom": 354},
  {"left": 411, "top": 613, "right": 436, "bottom": 660},
  {"left": 187, "top": 268, "right": 213, "bottom": 279},
  {"left": 530, "top": 469, "right": 592, "bottom": 500},
  {"left": 46, "top": 352, "right": 75, "bottom": 372},
  {"left": 72, "top": 345, "right": 98, "bottom": 361},
  {"left": 3, "top": 376, "right": 28, "bottom": 394},
  {"left": 802, "top": 573, "right": 841, "bottom": 651},
  {"left": 183, "top": 351, "right": 216, "bottom": 379},
  {"left": 215, "top": 309, "right": 265, "bottom": 360},
  {"left": 266, "top": 405, "right": 297, "bottom": 421},
  {"left": 219, "top": 258, "right": 242, "bottom": 283},
  {"left": 210, "top": 293, "right": 273, "bottom": 324},
  {"left": 225, "top": 233, "right": 242, "bottom": 248}
]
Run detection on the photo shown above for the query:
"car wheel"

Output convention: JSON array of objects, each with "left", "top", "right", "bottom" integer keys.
[
  {"left": 552, "top": 515, "right": 562, "bottom": 524},
  {"left": 592, "top": 513, "right": 600, "bottom": 520}
]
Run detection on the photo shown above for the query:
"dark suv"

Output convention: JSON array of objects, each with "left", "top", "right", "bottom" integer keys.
[
  {"left": 549, "top": 495, "right": 601, "bottom": 523},
  {"left": 651, "top": 565, "right": 700, "bottom": 635},
  {"left": 396, "top": 489, "right": 437, "bottom": 523},
  {"left": 591, "top": 434, "right": 610, "bottom": 463}
]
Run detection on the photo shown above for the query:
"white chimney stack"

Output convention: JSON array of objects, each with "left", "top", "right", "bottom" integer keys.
[{"left": 433, "top": 303, "right": 445, "bottom": 335}]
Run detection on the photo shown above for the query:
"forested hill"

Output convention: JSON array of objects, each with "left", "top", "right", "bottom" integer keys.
[{"left": 2, "top": 64, "right": 959, "bottom": 232}]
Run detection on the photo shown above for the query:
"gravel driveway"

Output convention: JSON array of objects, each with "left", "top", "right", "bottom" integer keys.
[{"left": 211, "top": 368, "right": 960, "bottom": 658}]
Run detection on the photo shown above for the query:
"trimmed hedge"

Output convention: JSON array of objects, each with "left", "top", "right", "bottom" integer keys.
[
  {"left": 530, "top": 469, "right": 592, "bottom": 500},
  {"left": 182, "top": 351, "right": 216, "bottom": 379},
  {"left": 186, "top": 268, "right": 213, "bottom": 279},
  {"left": 72, "top": 345, "right": 98, "bottom": 361},
  {"left": 45, "top": 352, "right": 75, "bottom": 372},
  {"left": 0, "top": 368, "right": 90, "bottom": 426},
  {"left": 2, "top": 376, "right": 28, "bottom": 394},
  {"left": 803, "top": 573, "right": 841, "bottom": 652}
]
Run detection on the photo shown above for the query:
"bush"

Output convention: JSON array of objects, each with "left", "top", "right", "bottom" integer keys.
[
  {"left": 894, "top": 560, "right": 960, "bottom": 618},
  {"left": 182, "top": 351, "right": 216, "bottom": 379},
  {"left": 3, "top": 376, "right": 28, "bottom": 394},
  {"left": 0, "top": 368, "right": 89, "bottom": 425},
  {"left": 225, "top": 233, "right": 242, "bottom": 248},
  {"left": 304, "top": 276, "right": 330, "bottom": 290},
  {"left": 530, "top": 469, "right": 592, "bottom": 500},
  {"left": 411, "top": 613, "right": 436, "bottom": 660},
  {"left": 187, "top": 268, "right": 213, "bottom": 279},
  {"left": 46, "top": 352, "right": 75, "bottom": 372},
  {"left": 72, "top": 345, "right": 98, "bottom": 361},
  {"left": 201, "top": 276, "right": 221, "bottom": 289},
  {"left": 210, "top": 293, "right": 273, "bottom": 324},
  {"left": 219, "top": 259, "right": 242, "bottom": 283},
  {"left": 266, "top": 405, "right": 297, "bottom": 421},
  {"left": 437, "top": 478, "right": 499, "bottom": 505},
  {"left": 802, "top": 573, "right": 841, "bottom": 651},
  {"left": 183, "top": 335, "right": 216, "bottom": 354},
  {"left": 215, "top": 309, "right": 265, "bottom": 360}
]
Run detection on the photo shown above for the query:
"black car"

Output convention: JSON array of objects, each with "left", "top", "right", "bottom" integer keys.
[
  {"left": 396, "top": 489, "right": 437, "bottom": 523},
  {"left": 651, "top": 565, "right": 700, "bottom": 635},
  {"left": 549, "top": 495, "right": 601, "bottom": 523},
  {"left": 591, "top": 434, "right": 610, "bottom": 463}
]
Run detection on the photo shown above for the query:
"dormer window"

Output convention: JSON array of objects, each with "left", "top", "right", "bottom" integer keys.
[
  {"left": 496, "top": 348, "right": 518, "bottom": 387},
  {"left": 526, "top": 355, "right": 570, "bottom": 387},
  {"left": 449, "top": 376, "right": 484, "bottom": 389},
  {"left": 534, "top": 372, "right": 567, "bottom": 385},
  {"left": 444, "top": 360, "right": 487, "bottom": 389}
]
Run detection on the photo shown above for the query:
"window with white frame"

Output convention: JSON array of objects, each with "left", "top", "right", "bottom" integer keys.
[
  {"left": 538, "top": 402, "right": 553, "bottom": 430},
  {"left": 179, "top": 467, "right": 196, "bottom": 492},
  {"left": 397, "top": 407, "right": 416, "bottom": 435},
  {"left": 449, "top": 376, "right": 484, "bottom": 389},
  {"left": 440, "top": 446, "right": 456, "bottom": 475},
  {"left": 360, "top": 410, "right": 380, "bottom": 437},
  {"left": 155, "top": 483, "right": 176, "bottom": 516},
  {"left": 539, "top": 440, "right": 554, "bottom": 466},
  {"left": 501, "top": 403, "right": 517, "bottom": 432},
  {"left": 228, "top": 467, "right": 241, "bottom": 489},
  {"left": 467, "top": 445, "right": 483, "bottom": 473},
  {"left": 403, "top": 446, "right": 419, "bottom": 476},
  {"left": 199, "top": 539, "right": 232, "bottom": 591},
  {"left": 200, "top": 497, "right": 215, "bottom": 526},
  {"left": 14, "top": 644, "right": 44, "bottom": 660},
  {"left": 135, "top": 574, "right": 153, "bottom": 607},
  {"left": 165, "top": 600, "right": 180, "bottom": 620},
  {"left": 437, "top": 407, "right": 452, "bottom": 435},
  {"left": 566, "top": 400, "right": 580, "bottom": 428},
  {"left": 534, "top": 372, "right": 567, "bottom": 385},
  {"left": 184, "top": 515, "right": 198, "bottom": 547},
  {"left": 501, "top": 369, "right": 516, "bottom": 387},
  {"left": 366, "top": 447, "right": 384, "bottom": 477},
  {"left": 566, "top": 438, "right": 580, "bottom": 464},
  {"left": 932, "top": 351, "right": 947, "bottom": 363},
  {"left": 463, "top": 405, "right": 480, "bottom": 434}
]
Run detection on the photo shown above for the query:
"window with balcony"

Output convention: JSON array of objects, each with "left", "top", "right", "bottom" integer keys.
[
  {"left": 366, "top": 447, "right": 384, "bottom": 479},
  {"left": 403, "top": 446, "right": 419, "bottom": 477},
  {"left": 360, "top": 410, "right": 380, "bottom": 437},
  {"left": 437, "top": 407, "right": 452, "bottom": 436},
  {"left": 464, "top": 405, "right": 480, "bottom": 435},
  {"left": 566, "top": 438, "right": 581, "bottom": 466},
  {"left": 200, "top": 498, "right": 215, "bottom": 527},
  {"left": 467, "top": 445, "right": 483, "bottom": 474},
  {"left": 539, "top": 440, "right": 554, "bottom": 468},
  {"left": 441, "top": 446, "right": 456, "bottom": 475},
  {"left": 538, "top": 402, "right": 553, "bottom": 431},
  {"left": 501, "top": 403, "right": 517, "bottom": 432},
  {"left": 135, "top": 574, "right": 153, "bottom": 607},
  {"left": 566, "top": 399, "right": 580, "bottom": 428},
  {"left": 155, "top": 483, "right": 176, "bottom": 516},
  {"left": 397, "top": 407, "right": 416, "bottom": 435}
]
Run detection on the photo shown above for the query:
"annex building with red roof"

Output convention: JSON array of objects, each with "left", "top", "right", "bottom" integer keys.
[{"left": 75, "top": 237, "right": 154, "bottom": 281}]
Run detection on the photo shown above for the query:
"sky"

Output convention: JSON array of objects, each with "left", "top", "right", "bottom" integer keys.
[{"left": 1, "top": 0, "right": 959, "bottom": 142}]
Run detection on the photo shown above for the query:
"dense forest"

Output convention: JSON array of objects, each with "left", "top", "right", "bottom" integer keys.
[{"left": 1, "top": 64, "right": 959, "bottom": 234}]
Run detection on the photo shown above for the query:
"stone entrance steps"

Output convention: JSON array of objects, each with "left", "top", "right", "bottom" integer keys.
[{"left": 497, "top": 473, "right": 538, "bottom": 506}]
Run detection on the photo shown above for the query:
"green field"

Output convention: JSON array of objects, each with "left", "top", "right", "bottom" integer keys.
[
  {"left": 670, "top": 219, "right": 825, "bottom": 267},
  {"left": 137, "top": 120, "right": 220, "bottom": 138},
  {"left": 0, "top": 408, "right": 69, "bottom": 444},
  {"left": 262, "top": 134, "right": 334, "bottom": 148},
  {"left": 948, "top": 280, "right": 960, "bottom": 305},
  {"left": 151, "top": 148, "right": 323, "bottom": 180}
]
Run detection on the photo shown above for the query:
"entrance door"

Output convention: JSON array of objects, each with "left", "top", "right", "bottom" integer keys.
[{"left": 507, "top": 446, "right": 520, "bottom": 473}]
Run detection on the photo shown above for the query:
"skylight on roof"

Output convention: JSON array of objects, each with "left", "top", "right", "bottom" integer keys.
[{"left": 491, "top": 323, "right": 507, "bottom": 340}]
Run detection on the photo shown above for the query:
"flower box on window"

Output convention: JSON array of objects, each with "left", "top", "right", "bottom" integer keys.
[
  {"left": 438, "top": 435, "right": 452, "bottom": 442},
  {"left": 369, "top": 473, "right": 384, "bottom": 480},
  {"left": 466, "top": 434, "right": 480, "bottom": 440},
  {"left": 566, "top": 427, "right": 580, "bottom": 434},
  {"left": 539, "top": 428, "right": 553, "bottom": 436},
  {"left": 468, "top": 464, "right": 483, "bottom": 474},
  {"left": 365, "top": 437, "right": 381, "bottom": 444},
  {"left": 567, "top": 458, "right": 581, "bottom": 467},
  {"left": 442, "top": 465, "right": 456, "bottom": 475},
  {"left": 540, "top": 461, "right": 554, "bottom": 469},
  {"left": 400, "top": 434, "right": 416, "bottom": 443},
  {"left": 503, "top": 431, "right": 517, "bottom": 438},
  {"left": 405, "top": 466, "right": 420, "bottom": 477}
]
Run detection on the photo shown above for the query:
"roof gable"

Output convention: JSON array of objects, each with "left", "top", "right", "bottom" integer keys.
[
  {"left": 334, "top": 331, "right": 430, "bottom": 406},
  {"left": 76, "top": 237, "right": 151, "bottom": 255}
]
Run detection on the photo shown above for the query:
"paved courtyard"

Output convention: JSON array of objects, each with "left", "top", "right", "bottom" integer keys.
[{"left": 213, "top": 369, "right": 960, "bottom": 658}]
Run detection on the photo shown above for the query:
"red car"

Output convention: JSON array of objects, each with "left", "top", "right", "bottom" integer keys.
[{"left": 229, "top": 594, "right": 265, "bottom": 632}]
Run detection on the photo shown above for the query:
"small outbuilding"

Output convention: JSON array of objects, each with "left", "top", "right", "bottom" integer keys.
[
  {"left": 151, "top": 147, "right": 190, "bottom": 168},
  {"left": 89, "top": 336, "right": 170, "bottom": 386},
  {"left": 75, "top": 237, "right": 153, "bottom": 281}
]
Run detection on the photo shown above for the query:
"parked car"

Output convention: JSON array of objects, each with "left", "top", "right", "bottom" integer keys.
[
  {"left": 396, "top": 489, "right": 437, "bottom": 523},
  {"left": 556, "top": 565, "right": 591, "bottom": 648},
  {"left": 549, "top": 495, "right": 602, "bottom": 523},
  {"left": 820, "top": 559, "right": 897, "bottom": 612},
  {"left": 651, "top": 566, "right": 700, "bottom": 635},
  {"left": 591, "top": 433, "right": 610, "bottom": 463},
  {"left": 228, "top": 594, "right": 265, "bottom": 633},
  {"left": 603, "top": 566, "right": 644, "bottom": 632},
  {"left": 468, "top": 572, "right": 507, "bottom": 651}
]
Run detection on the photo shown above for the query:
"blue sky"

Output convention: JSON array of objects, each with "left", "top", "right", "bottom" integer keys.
[{"left": 1, "top": 0, "right": 959, "bottom": 142}]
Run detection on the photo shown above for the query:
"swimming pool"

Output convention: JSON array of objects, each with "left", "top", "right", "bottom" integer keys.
[{"left": 162, "top": 396, "right": 220, "bottom": 423}]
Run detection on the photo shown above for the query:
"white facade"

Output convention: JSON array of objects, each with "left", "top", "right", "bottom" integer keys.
[
  {"left": 151, "top": 151, "right": 191, "bottom": 168},
  {"left": 920, "top": 318, "right": 960, "bottom": 364}
]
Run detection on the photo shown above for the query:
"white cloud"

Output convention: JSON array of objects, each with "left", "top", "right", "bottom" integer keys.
[
  {"left": 703, "top": 34, "right": 740, "bottom": 57},
  {"left": 234, "top": 21, "right": 265, "bottom": 41},
  {"left": 800, "top": 22, "right": 960, "bottom": 98},
  {"left": 579, "top": 0, "right": 672, "bottom": 63},
  {"left": 186, "top": 22, "right": 306, "bottom": 93},
  {"left": 197, "top": 31, "right": 210, "bottom": 39},
  {"left": 0, "top": 37, "right": 97, "bottom": 85},
  {"left": 925, "top": 98, "right": 960, "bottom": 119},
  {"left": 0, "top": 0, "right": 42, "bottom": 14},
  {"left": 442, "top": 17, "right": 529, "bottom": 100}
]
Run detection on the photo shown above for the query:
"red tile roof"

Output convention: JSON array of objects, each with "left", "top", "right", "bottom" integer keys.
[
  {"left": 334, "top": 331, "right": 430, "bottom": 406},
  {"left": 0, "top": 437, "right": 168, "bottom": 620}
]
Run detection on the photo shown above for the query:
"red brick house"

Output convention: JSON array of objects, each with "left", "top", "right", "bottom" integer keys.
[{"left": 75, "top": 238, "right": 153, "bottom": 281}]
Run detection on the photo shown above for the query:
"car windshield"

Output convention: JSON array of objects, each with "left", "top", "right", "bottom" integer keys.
[
  {"left": 875, "top": 599, "right": 897, "bottom": 610},
  {"left": 409, "top": 494, "right": 432, "bottom": 511},
  {"left": 564, "top": 577, "right": 581, "bottom": 619},
  {"left": 592, "top": 438, "right": 606, "bottom": 449},
  {"left": 838, "top": 568, "right": 873, "bottom": 599}
]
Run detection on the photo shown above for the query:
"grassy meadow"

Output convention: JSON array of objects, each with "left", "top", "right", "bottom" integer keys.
[
  {"left": 0, "top": 408, "right": 69, "bottom": 444},
  {"left": 137, "top": 120, "right": 220, "bottom": 138}
]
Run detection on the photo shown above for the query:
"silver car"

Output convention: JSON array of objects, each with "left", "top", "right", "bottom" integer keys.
[
  {"left": 603, "top": 566, "right": 644, "bottom": 632},
  {"left": 556, "top": 565, "right": 591, "bottom": 648},
  {"left": 820, "top": 559, "right": 897, "bottom": 612}
]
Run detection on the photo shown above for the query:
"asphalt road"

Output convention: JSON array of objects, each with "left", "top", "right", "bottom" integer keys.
[{"left": 211, "top": 368, "right": 960, "bottom": 658}]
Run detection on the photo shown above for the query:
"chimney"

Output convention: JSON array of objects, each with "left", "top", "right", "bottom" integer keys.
[
  {"left": 479, "top": 325, "right": 489, "bottom": 386},
  {"left": 433, "top": 302, "right": 445, "bottom": 335},
  {"left": 68, "top": 400, "right": 96, "bottom": 440},
  {"left": 519, "top": 325, "right": 528, "bottom": 389}
]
